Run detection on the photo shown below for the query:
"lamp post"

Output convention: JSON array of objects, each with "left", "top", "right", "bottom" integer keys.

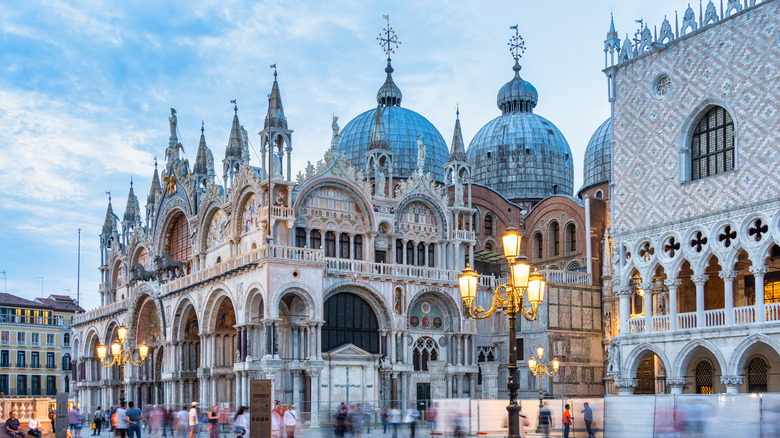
[
  {"left": 96, "top": 326, "right": 149, "bottom": 406},
  {"left": 458, "top": 223, "right": 546, "bottom": 438},
  {"left": 528, "top": 345, "right": 559, "bottom": 431}
]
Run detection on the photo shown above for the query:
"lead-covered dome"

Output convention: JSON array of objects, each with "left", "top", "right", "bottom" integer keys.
[
  {"left": 582, "top": 117, "right": 612, "bottom": 189},
  {"left": 339, "top": 59, "right": 448, "bottom": 181},
  {"left": 467, "top": 62, "right": 573, "bottom": 201}
]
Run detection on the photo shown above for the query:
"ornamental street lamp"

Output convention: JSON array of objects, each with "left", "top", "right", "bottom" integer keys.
[
  {"left": 96, "top": 325, "right": 149, "bottom": 405},
  {"left": 458, "top": 223, "right": 546, "bottom": 438},
  {"left": 528, "top": 345, "right": 559, "bottom": 432}
]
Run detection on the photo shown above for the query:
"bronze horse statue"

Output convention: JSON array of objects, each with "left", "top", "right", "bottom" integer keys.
[
  {"left": 155, "top": 253, "right": 187, "bottom": 279},
  {"left": 130, "top": 263, "right": 156, "bottom": 284}
]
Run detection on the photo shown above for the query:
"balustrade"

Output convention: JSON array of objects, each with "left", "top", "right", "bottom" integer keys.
[
  {"left": 766, "top": 302, "right": 780, "bottom": 322},
  {"left": 324, "top": 258, "right": 458, "bottom": 282},
  {"left": 734, "top": 306, "right": 755, "bottom": 324},
  {"left": 704, "top": 309, "right": 726, "bottom": 327},
  {"left": 678, "top": 312, "right": 697, "bottom": 330},
  {"left": 628, "top": 318, "right": 645, "bottom": 334},
  {"left": 652, "top": 315, "right": 670, "bottom": 332},
  {"left": 448, "top": 229, "right": 475, "bottom": 240}
]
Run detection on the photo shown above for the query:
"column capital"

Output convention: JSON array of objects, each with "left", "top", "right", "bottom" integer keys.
[
  {"left": 720, "top": 375, "right": 744, "bottom": 386},
  {"left": 666, "top": 377, "right": 687, "bottom": 387},
  {"left": 664, "top": 279, "right": 681, "bottom": 287},
  {"left": 614, "top": 286, "right": 632, "bottom": 296},
  {"left": 613, "top": 378, "right": 638, "bottom": 394},
  {"left": 719, "top": 270, "right": 737, "bottom": 280},
  {"left": 691, "top": 274, "right": 708, "bottom": 285},
  {"left": 750, "top": 265, "right": 768, "bottom": 276},
  {"left": 639, "top": 283, "right": 654, "bottom": 292}
]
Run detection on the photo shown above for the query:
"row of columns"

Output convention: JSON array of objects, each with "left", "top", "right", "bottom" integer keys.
[{"left": 620, "top": 264, "right": 770, "bottom": 334}]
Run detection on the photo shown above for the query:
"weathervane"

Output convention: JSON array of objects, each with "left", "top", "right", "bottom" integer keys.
[
  {"left": 508, "top": 24, "right": 526, "bottom": 62},
  {"left": 378, "top": 15, "right": 401, "bottom": 58}
]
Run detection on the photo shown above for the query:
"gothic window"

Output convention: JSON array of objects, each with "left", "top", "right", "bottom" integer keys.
[
  {"left": 566, "top": 223, "right": 577, "bottom": 252},
  {"left": 747, "top": 356, "right": 768, "bottom": 393},
  {"left": 412, "top": 337, "right": 439, "bottom": 372},
  {"left": 295, "top": 227, "right": 306, "bottom": 248},
  {"left": 406, "top": 242, "right": 414, "bottom": 265},
  {"left": 339, "top": 234, "right": 350, "bottom": 259},
  {"left": 310, "top": 229, "right": 321, "bottom": 249},
  {"left": 325, "top": 231, "right": 336, "bottom": 257},
  {"left": 427, "top": 244, "right": 435, "bottom": 268},
  {"left": 396, "top": 240, "right": 403, "bottom": 264},
  {"left": 353, "top": 235, "right": 363, "bottom": 260},
  {"left": 323, "top": 293, "right": 379, "bottom": 354},
  {"left": 417, "top": 243, "right": 425, "bottom": 266},
  {"left": 535, "top": 233, "right": 543, "bottom": 259},
  {"left": 695, "top": 360, "right": 713, "bottom": 394},
  {"left": 165, "top": 213, "right": 191, "bottom": 263},
  {"left": 691, "top": 106, "right": 735, "bottom": 180},
  {"left": 484, "top": 215, "right": 493, "bottom": 236},
  {"left": 595, "top": 190, "right": 603, "bottom": 198}
]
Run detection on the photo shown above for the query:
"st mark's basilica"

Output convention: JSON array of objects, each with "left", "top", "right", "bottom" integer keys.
[{"left": 70, "top": 0, "right": 780, "bottom": 422}]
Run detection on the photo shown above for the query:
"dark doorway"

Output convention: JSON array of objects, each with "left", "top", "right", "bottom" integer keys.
[
  {"left": 634, "top": 355, "right": 656, "bottom": 394},
  {"left": 416, "top": 383, "right": 431, "bottom": 412}
]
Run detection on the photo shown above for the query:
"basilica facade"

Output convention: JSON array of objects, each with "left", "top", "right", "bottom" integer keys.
[{"left": 70, "top": 27, "right": 612, "bottom": 419}]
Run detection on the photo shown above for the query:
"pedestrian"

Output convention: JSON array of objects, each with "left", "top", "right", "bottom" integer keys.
[
  {"left": 404, "top": 404, "right": 419, "bottom": 438},
  {"left": 94, "top": 407, "right": 104, "bottom": 436},
  {"left": 176, "top": 407, "right": 189, "bottom": 438},
  {"left": 206, "top": 406, "right": 219, "bottom": 438},
  {"left": 233, "top": 407, "right": 249, "bottom": 437},
  {"left": 581, "top": 402, "right": 594, "bottom": 438},
  {"left": 271, "top": 401, "right": 284, "bottom": 438},
  {"left": 538, "top": 402, "right": 552, "bottom": 438},
  {"left": 69, "top": 407, "right": 84, "bottom": 438},
  {"left": 188, "top": 403, "right": 199, "bottom": 438},
  {"left": 27, "top": 411, "right": 43, "bottom": 438},
  {"left": 283, "top": 405, "right": 297, "bottom": 438},
  {"left": 562, "top": 404, "right": 572, "bottom": 438},
  {"left": 5, "top": 410, "right": 25, "bottom": 438},
  {"left": 349, "top": 404, "right": 363, "bottom": 438},
  {"left": 110, "top": 406, "right": 118, "bottom": 438},
  {"left": 49, "top": 408, "right": 57, "bottom": 434},
  {"left": 380, "top": 407, "right": 388, "bottom": 434},
  {"left": 517, "top": 404, "right": 530, "bottom": 438},
  {"left": 425, "top": 404, "right": 437, "bottom": 433},
  {"left": 388, "top": 405, "right": 401, "bottom": 438},
  {"left": 334, "top": 405, "right": 347, "bottom": 438},
  {"left": 115, "top": 403, "right": 129, "bottom": 438},
  {"left": 126, "top": 401, "right": 143, "bottom": 438}
]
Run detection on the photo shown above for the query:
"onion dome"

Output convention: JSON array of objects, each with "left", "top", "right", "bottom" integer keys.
[
  {"left": 581, "top": 117, "right": 612, "bottom": 190},
  {"left": 466, "top": 62, "right": 573, "bottom": 201},
  {"left": 497, "top": 61, "right": 538, "bottom": 113},
  {"left": 339, "top": 58, "right": 448, "bottom": 181}
]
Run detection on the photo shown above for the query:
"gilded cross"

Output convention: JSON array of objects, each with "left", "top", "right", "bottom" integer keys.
[{"left": 378, "top": 15, "right": 400, "bottom": 57}]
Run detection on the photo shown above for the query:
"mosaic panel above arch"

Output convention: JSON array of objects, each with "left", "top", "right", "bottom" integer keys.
[
  {"left": 134, "top": 247, "right": 152, "bottom": 270},
  {"left": 399, "top": 201, "right": 438, "bottom": 234},
  {"left": 409, "top": 297, "right": 447, "bottom": 331},
  {"left": 136, "top": 299, "right": 162, "bottom": 347},
  {"left": 241, "top": 194, "right": 262, "bottom": 234},
  {"left": 183, "top": 307, "right": 200, "bottom": 340},
  {"left": 214, "top": 299, "right": 237, "bottom": 332},
  {"left": 301, "top": 186, "right": 364, "bottom": 223},
  {"left": 207, "top": 209, "right": 230, "bottom": 249}
]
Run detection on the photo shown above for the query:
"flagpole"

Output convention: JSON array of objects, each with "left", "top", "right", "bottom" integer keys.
[{"left": 77, "top": 228, "right": 81, "bottom": 311}]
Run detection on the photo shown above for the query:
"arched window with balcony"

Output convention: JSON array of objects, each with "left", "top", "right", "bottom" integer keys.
[
  {"left": 310, "top": 230, "right": 321, "bottom": 250},
  {"left": 295, "top": 227, "right": 306, "bottom": 248},
  {"left": 353, "top": 235, "right": 363, "bottom": 260},
  {"left": 324, "top": 231, "right": 336, "bottom": 257},
  {"left": 339, "top": 234, "right": 350, "bottom": 259},
  {"left": 396, "top": 240, "right": 403, "bottom": 264},
  {"left": 417, "top": 243, "right": 425, "bottom": 266},
  {"left": 406, "top": 241, "right": 415, "bottom": 265},
  {"left": 427, "top": 244, "right": 435, "bottom": 268}
]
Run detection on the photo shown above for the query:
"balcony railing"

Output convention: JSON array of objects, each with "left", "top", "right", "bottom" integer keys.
[
  {"left": 624, "top": 304, "right": 780, "bottom": 336},
  {"left": 0, "top": 315, "right": 64, "bottom": 326},
  {"left": 162, "top": 245, "right": 324, "bottom": 294},
  {"left": 73, "top": 297, "right": 131, "bottom": 325},
  {"left": 539, "top": 269, "right": 592, "bottom": 285},
  {"left": 449, "top": 230, "right": 475, "bottom": 241},
  {"left": 259, "top": 205, "right": 295, "bottom": 221},
  {"left": 325, "top": 258, "right": 459, "bottom": 283}
]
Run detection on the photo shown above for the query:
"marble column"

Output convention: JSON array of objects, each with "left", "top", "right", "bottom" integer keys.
[
  {"left": 692, "top": 274, "right": 707, "bottom": 328},
  {"left": 665, "top": 279, "right": 680, "bottom": 331},
  {"left": 642, "top": 283, "right": 654, "bottom": 333},
  {"left": 751, "top": 266, "right": 767, "bottom": 323},
  {"left": 480, "top": 362, "right": 498, "bottom": 399},
  {"left": 616, "top": 286, "right": 631, "bottom": 335},
  {"left": 721, "top": 271, "right": 736, "bottom": 325}
]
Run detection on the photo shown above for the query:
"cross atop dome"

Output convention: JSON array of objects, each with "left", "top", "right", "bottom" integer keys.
[
  {"left": 378, "top": 15, "right": 400, "bottom": 59},
  {"left": 508, "top": 25, "right": 526, "bottom": 65}
]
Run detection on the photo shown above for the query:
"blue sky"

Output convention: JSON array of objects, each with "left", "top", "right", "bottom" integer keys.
[{"left": 0, "top": 0, "right": 688, "bottom": 310}]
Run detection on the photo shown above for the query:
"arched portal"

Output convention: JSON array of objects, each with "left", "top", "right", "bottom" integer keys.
[
  {"left": 135, "top": 298, "right": 164, "bottom": 407},
  {"left": 322, "top": 292, "right": 380, "bottom": 354},
  {"left": 209, "top": 296, "right": 237, "bottom": 404},
  {"left": 634, "top": 352, "right": 667, "bottom": 394}
]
